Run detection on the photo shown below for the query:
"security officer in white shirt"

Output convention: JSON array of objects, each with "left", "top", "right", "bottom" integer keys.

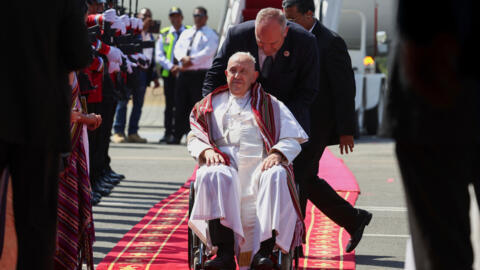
[
  {"left": 167, "top": 6, "right": 219, "bottom": 144},
  {"left": 155, "top": 7, "right": 191, "bottom": 143}
]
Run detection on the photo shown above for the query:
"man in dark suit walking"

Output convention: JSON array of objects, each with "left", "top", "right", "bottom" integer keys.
[
  {"left": 0, "top": 0, "right": 91, "bottom": 268},
  {"left": 203, "top": 6, "right": 371, "bottom": 254},
  {"left": 282, "top": 0, "right": 372, "bottom": 253}
]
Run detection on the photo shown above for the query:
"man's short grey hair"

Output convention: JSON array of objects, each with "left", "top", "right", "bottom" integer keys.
[
  {"left": 229, "top": 51, "right": 256, "bottom": 65},
  {"left": 255, "top": 8, "right": 287, "bottom": 30}
]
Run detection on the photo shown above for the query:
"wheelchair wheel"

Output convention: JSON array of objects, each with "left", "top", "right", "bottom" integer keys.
[
  {"left": 188, "top": 182, "right": 209, "bottom": 270},
  {"left": 194, "top": 241, "right": 208, "bottom": 270},
  {"left": 272, "top": 248, "right": 295, "bottom": 270},
  {"left": 188, "top": 183, "right": 195, "bottom": 269}
]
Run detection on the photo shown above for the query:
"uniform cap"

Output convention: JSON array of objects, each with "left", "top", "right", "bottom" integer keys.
[
  {"left": 169, "top": 7, "right": 183, "bottom": 16},
  {"left": 86, "top": 0, "right": 106, "bottom": 4}
]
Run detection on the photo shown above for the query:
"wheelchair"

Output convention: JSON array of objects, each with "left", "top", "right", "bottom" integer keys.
[{"left": 187, "top": 182, "right": 301, "bottom": 270}]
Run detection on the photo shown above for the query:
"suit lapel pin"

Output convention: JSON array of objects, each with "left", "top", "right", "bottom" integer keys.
[{"left": 283, "top": 50, "right": 290, "bottom": 57}]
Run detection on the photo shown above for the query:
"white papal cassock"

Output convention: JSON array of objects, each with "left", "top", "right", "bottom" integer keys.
[{"left": 187, "top": 89, "right": 308, "bottom": 268}]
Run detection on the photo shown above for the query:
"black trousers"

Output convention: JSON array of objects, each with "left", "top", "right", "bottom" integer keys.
[
  {"left": 173, "top": 70, "right": 206, "bottom": 139},
  {"left": 102, "top": 100, "right": 117, "bottom": 172},
  {"left": 163, "top": 75, "right": 177, "bottom": 136},
  {"left": 0, "top": 141, "right": 59, "bottom": 269},
  {"left": 396, "top": 142, "right": 479, "bottom": 270},
  {"left": 293, "top": 139, "right": 358, "bottom": 232},
  {"left": 87, "top": 99, "right": 117, "bottom": 182}
]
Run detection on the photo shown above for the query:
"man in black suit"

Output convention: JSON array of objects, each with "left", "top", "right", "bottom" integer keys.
[
  {"left": 203, "top": 8, "right": 319, "bottom": 135},
  {"left": 203, "top": 5, "right": 370, "bottom": 254},
  {"left": 282, "top": 0, "right": 372, "bottom": 253},
  {"left": 0, "top": 0, "right": 91, "bottom": 268}
]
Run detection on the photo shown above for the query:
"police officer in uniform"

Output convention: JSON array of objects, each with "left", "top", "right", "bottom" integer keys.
[{"left": 156, "top": 7, "right": 191, "bottom": 143}]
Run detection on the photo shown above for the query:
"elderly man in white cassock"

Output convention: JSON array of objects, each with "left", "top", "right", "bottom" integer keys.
[{"left": 187, "top": 51, "right": 308, "bottom": 270}]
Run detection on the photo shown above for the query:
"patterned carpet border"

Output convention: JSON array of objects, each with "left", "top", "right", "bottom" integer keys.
[{"left": 300, "top": 192, "right": 358, "bottom": 270}]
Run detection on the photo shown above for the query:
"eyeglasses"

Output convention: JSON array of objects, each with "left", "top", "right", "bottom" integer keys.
[
  {"left": 193, "top": 14, "right": 205, "bottom": 18},
  {"left": 286, "top": 14, "right": 310, "bottom": 23}
]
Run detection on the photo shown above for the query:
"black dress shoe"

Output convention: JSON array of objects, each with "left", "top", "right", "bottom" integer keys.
[
  {"left": 91, "top": 191, "right": 102, "bottom": 205},
  {"left": 204, "top": 254, "right": 236, "bottom": 270},
  {"left": 158, "top": 134, "right": 170, "bottom": 144},
  {"left": 108, "top": 169, "right": 125, "bottom": 180},
  {"left": 251, "top": 235, "right": 275, "bottom": 270},
  {"left": 103, "top": 174, "right": 121, "bottom": 185},
  {"left": 166, "top": 135, "right": 181, "bottom": 145},
  {"left": 251, "top": 253, "right": 274, "bottom": 270},
  {"left": 93, "top": 180, "right": 111, "bottom": 196},
  {"left": 92, "top": 195, "right": 101, "bottom": 205},
  {"left": 346, "top": 209, "right": 372, "bottom": 253},
  {"left": 93, "top": 191, "right": 102, "bottom": 199},
  {"left": 98, "top": 177, "right": 115, "bottom": 189}
]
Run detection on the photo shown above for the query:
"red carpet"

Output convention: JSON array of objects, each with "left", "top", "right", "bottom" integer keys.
[
  {"left": 319, "top": 149, "right": 359, "bottom": 192},
  {"left": 97, "top": 149, "right": 359, "bottom": 270}
]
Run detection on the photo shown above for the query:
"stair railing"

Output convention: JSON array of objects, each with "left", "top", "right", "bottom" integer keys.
[{"left": 217, "top": 0, "right": 246, "bottom": 51}]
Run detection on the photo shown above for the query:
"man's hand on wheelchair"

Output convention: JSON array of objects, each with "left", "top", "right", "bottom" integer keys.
[
  {"left": 261, "top": 151, "right": 284, "bottom": 171},
  {"left": 201, "top": 149, "right": 226, "bottom": 166}
]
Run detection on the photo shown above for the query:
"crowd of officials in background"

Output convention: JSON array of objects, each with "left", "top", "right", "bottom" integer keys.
[
  {"left": 0, "top": 0, "right": 218, "bottom": 268},
  {"left": 112, "top": 5, "right": 219, "bottom": 145},
  {"left": 0, "top": 0, "right": 219, "bottom": 268},
  {"left": 71, "top": 3, "right": 219, "bottom": 205}
]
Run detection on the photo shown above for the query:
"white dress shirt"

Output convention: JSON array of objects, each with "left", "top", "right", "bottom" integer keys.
[
  {"left": 174, "top": 25, "right": 219, "bottom": 71},
  {"left": 309, "top": 20, "right": 317, "bottom": 33},
  {"left": 141, "top": 31, "right": 154, "bottom": 63},
  {"left": 258, "top": 48, "right": 276, "bottom": 70},
  {"left": 155, "top": 25, "right": 187, "bottom": 71}
]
